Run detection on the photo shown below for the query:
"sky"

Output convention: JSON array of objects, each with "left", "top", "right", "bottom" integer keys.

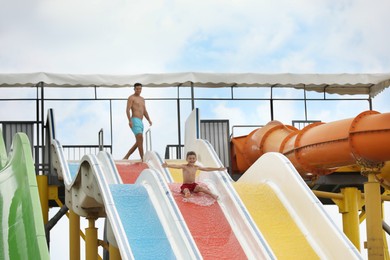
[{"left": 1, "top": 0, "right": 390, "bottom": 259}]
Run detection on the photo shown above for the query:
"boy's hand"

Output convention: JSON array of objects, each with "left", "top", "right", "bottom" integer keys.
[{"left": 162, "top": 162, "right": 167, "bottom": 168}]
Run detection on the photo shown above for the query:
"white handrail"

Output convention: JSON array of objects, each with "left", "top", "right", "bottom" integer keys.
[{"left": 145, "top": 128, "right": 152, "bottom": 151}]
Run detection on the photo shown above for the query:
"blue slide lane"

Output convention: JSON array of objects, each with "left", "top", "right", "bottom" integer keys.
[
  {"left": 110, "top": 184, "right": 176, "bottom": 259},
  {"left": 68, "top": 162, "right": 79, "bottom": 179}
]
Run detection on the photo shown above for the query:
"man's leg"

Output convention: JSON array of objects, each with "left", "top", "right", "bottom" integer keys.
[
  {"left": 135, "top": 133, "right": 144, "bottom": 160},
  {"left": 123, "top": 142, "right": 138, "bottom": 159}
]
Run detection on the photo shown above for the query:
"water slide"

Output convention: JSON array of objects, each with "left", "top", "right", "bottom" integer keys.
[
  {"left": 51, "top": 140, "right": 276, "bottom": 259},
  {"left": 236, "top": 152, "right": 363, "bottom": 259},
  {"left": 184, "top": 108, "right": 363, "bottom": 259},
  {"left": 46, "top": 106, "right": 274, "bottom": 259},
  {"left": 185, "top": 137, "right": 362, "bottom": 259},
  {"left": 113, "top": 152, "right": 275, "bottom": 259},
  {"left": 227, "top": 110, "right": 390, "bottom": 258},
  {"left": 231, "top": 110, "right": 390, "bottom": 181},
  {"left": 51, "top": 139, "right": 202, "bottom": 259},
  {"left": 0, "top": 130, "right": 50, "bottom": 259},
  {"left": 144, "top": 152, "right": 274, "bottom": 259}
]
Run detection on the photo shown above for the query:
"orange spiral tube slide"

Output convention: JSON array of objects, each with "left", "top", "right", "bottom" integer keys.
[{"left": 231, "top": 110, "right": 390, "bottom": 181}]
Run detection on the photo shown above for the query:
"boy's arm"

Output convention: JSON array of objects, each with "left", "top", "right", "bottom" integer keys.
[
  {"left": 198, "top": 166, "right": 227, "bottom": 172},
  {"left": 162, "top": 162, "right": 184, "bottom": 169}
]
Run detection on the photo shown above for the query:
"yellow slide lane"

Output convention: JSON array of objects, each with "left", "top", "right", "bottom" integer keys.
[
  {"left": 165, "top": 160, "right": 185, "bottom": 182},
  {"left": 234, "top": 182, "right": 318, "bottom": 259},
  {"left": 169, "top": 167, "right": 184, "bottom": 183},
  {"left": 234, "top": 152, "right": 361, "bottom": 259}
]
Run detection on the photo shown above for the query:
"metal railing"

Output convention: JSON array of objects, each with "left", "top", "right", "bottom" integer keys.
[
  {"left": 98, "top": 128, "right": 104, "bottom": 151},
  {"left": 62, "top": 145, "right": 112, "bottom": 161},
  {"left": 53, "top": 121, "right": 112, "bottom": 161},
  {"left": 231, "top": 125, "right": 264, "bottom": 138},
  {"left": 164, "top": 144, "right": 184, "bottom": 159},
  {"left": 292, "top": 120, "right": 321, "bottom": 129},
  {"left": 145, "top": 128, "right": 152, "bottom": 152},
  {"left": 0, "top": 121, "right": 50, "bottom": 175},
  {"left": 231, "top": 120, "right": 321, "bottom": 137}
]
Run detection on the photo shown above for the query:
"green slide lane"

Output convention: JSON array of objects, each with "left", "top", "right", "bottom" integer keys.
[{"left": 0, "top": 131, "right": 49, "bottom": 259}]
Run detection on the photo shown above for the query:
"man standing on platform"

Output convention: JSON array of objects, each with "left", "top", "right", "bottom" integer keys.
[{"left": 123, "top": 82, "right": 152, "bottom": 161}]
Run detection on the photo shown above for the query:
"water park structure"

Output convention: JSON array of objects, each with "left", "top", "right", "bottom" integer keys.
[{"left": 1, "top": 72, "right": 390, "bottom": 259}]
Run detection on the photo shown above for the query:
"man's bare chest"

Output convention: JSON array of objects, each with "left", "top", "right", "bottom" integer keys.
[{"left": 132, "top": 98, "right": 145, "bottom": 108}]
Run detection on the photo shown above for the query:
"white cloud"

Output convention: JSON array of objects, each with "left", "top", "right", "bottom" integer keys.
[
  {"left": 1, "top": 0, "right": 390, "bottom": 74},
  {"left": 373, "top": 87, "right": 390, "bottom": 112},
  {"left": 212, "top": 102, "right": 243, "bottom": 123}
]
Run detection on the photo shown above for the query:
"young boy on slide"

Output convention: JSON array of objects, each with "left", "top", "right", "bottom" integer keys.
[{"left": 162, "top": 151, "right": 226, "bottom": 200}]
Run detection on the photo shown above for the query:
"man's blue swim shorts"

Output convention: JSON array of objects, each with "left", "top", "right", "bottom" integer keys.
[{"left": 131, "top": 117, "right": 144, "bottom": 135}]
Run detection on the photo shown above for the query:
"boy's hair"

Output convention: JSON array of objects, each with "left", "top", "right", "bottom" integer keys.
[
  {"left": 186, "top": 151, "right": 197, "bottom": 158},
  {"left": 134, "top": 82, "right": 142, "bottom": 89}
]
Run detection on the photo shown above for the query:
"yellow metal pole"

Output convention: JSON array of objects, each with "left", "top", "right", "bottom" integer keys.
[
  {"left": 86, "top": 217, "right": 98, "bottom": 260},
  {"left": 381, "top": 200, "right": 390, "bottom": 260},
  {"left": 109, "top": 244, "right": 121, "bottom": 260},
  {"left": 365, "top": 173, "right": 384, "bottom": 259},
  {"left": 69, "top": 209, "right": 80, "bottom": 260},
  {"left": 382, "top": 217, "right": 390, "bottom": 260},
  {"left": 36, "top": 175, "right": 48, "bottom": 224},
  {"left": 341, "top": 187, "right": 361, "bottom": 251},
  {"left": 312, "top": 190, "right": 344, "bottom": 200}
]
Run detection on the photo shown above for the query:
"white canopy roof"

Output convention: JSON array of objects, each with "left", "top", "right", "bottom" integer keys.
[{"left": 1, "top": 72, "right": 389, "bottom": 97}]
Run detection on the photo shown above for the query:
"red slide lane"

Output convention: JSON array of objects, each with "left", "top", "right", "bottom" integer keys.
[
  {"left": 172, "top": 189, "right": 247, "bottom": 260},
  {"left": 116, "top": 161, "right": 149, "bottom": 184}
]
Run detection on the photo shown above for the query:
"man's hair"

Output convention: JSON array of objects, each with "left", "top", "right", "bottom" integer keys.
[
  {"left": 186, "top": 151, "right": 197, "bottom": 158},
  {"left": 134, "top": 82, "right": 142, "bottom": 89}
]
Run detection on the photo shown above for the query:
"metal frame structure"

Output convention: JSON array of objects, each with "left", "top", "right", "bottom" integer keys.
[{"left": 0, "top": 79, "right": 377, "bottom": 169}]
